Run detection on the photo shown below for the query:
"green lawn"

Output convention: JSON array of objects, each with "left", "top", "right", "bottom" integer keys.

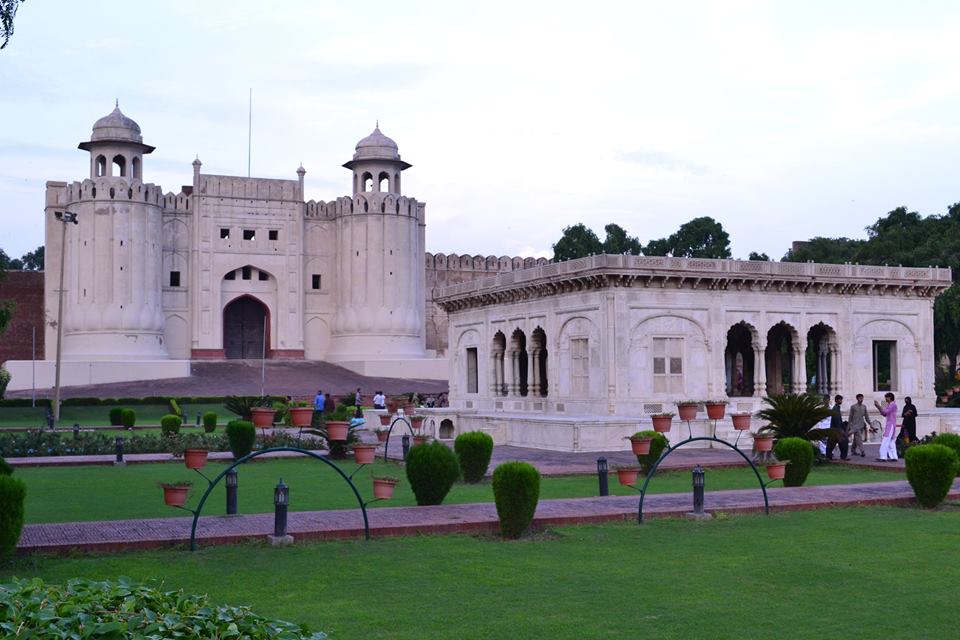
[
  {"left": 16, "top": 459, "right": 903, "bottom": 524},
  {"left": 6, "top": 507, "right": 959, "bottom": 639},
  {"left": 0, "top": 404, "right": 230, "bottom": 428}
]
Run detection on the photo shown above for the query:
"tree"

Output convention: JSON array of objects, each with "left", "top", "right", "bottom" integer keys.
[
  {"left": 644, "top": 216, "right": 731, "bottom": 258},
  {"left": 552, "top": 223, "right": 602, "bottom": 261},
  {"left": 601, "top": 223, "right": 642, "bottom": 255},
  {"left": 1, "top": 0, "right": 24, "bottom": 49},
  {"left": 19, "top": 246, "right": 43, "bottom": 271},
  {"left": 748, "top": 251, "right": 769, "bottom": 261}
]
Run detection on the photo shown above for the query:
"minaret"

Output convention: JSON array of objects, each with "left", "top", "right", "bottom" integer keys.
[
  {"left": 45, "top": 104, "right": 168, "bottom": 360},
  {"left": 325, "top": 125, "right": 426, "bottom": 361}
]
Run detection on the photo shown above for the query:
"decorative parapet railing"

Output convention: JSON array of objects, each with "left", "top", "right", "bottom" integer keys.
[{"left": 434, "top": 254, "right": 953, "bottom": 311}]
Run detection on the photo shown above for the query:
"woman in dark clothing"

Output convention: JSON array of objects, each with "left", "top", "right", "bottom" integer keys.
[{"left": 901, "top": 397, "right": 918, "bottom": 443}]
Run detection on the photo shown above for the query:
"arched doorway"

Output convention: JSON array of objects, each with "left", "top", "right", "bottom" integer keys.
[
  {"left": 224, "top": 295, "right": 269, "bottom": 359},
  {"left": 725, "top": 322, "right": 756, "bottom": 397},
  {"left": 765, "top": 322, "right": 797, "bottom": 395}
]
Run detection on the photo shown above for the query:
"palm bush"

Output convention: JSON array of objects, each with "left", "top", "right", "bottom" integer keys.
[{"left": 757, "top": 394, "right": 832, "bottom": 441}]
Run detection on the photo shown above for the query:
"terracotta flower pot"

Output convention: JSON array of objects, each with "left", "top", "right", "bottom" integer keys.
[
  {"left": 379, "top": 414, "right": 392, "bottom": 427},
  {"left": 766, "top": 461, "right": 787, "bottom": 480},
  {"left": 651, "top": 415, "right": 673, "bottom": 433},
  {"left": 404, "top": 404, "right": 417, "bottom": 415},
  {"left": 413, "top": 435, "right": 429, "bottom": 447},
  {"left": 629, "top": 436, "right": 653, "bottom": 456},
  {"left": 376, "top": 429, "right": 389, "bottom": 443},
  {"left": 616, "top": 468, "right": 640, "bottom": 486},
  {"left": 386, "top": 400, "right": 399, "bottom": 413},
  {"left": 731, "top": 413, "right": 752, "bottom": 430},
  {"left": 183, "top": 449, "right": 209, "bottom": 470},
  {"left": 289, "top": 406, "right": 314, "bottom": 428},
  {"left": 353, "top": 444, "right": 377, "bottom": 465},
  {"left": 705, "top": 402, "right": 726, "bottom": 420},
  {"left": 677, "top": 404, "right": 698, "bottom": 421},
  {"left": 372, "top": 478, "right": 398, "bottom": 500},
  {"left": 410, "top": 416, "right": 425, "bottom": 429},
  {"left": 161, "top": 485, "right": 189, "bottom": 507},
  {"left": 753, "top": 435, "right": 774, "bottom": 452},
  {"left": 250, "top": 407, "right": 274, "bottom": 429},
  {"left": 326, "top": 421, "right": 349, "bottom": 441}
]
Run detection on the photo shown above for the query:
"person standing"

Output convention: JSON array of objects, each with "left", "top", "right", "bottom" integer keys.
[
  {"left": 847, "top": 394, "right": 870, "bottom": 457},
  {"left": 372, "top": 390, "right": 386, "bottom": 410},
  {"left": 355, "top": 387, "right": 362, "bottom": 407},
  {"left": 314, "top": 389, "right": 325, "bottom": 413},
  {"left": 901, "top": 396, "right": 918, "bottom": 443},
  {"left": 826, "top": 395, "right": 848, "bottom": 461},
  {"left": 875, "top": 393, "right": 899, "bottom": 461}
]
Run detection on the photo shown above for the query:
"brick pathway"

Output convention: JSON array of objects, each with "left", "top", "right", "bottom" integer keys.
[{"left": 20, "top": 478, "right": 954, "bottom": 555}]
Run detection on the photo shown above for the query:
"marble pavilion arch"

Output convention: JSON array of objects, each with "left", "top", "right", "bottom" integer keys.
[{"left": 430, "top": 254, "right": 953, "bottom": 452}]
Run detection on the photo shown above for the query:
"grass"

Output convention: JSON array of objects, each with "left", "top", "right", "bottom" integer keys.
[
  {"left": 0, "top": 404, "right": 230, "bottom": 428},
  {"left": 5, "top": 507, "right": 959, "bottom": 639},
  {"left": 15, "top": 459, "right": 902, "bottom": 524}
]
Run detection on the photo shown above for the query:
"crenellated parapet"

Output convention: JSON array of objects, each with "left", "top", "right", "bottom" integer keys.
[
  {"left": 47, "top": 178, "right": 169, "bottom": 208},
  {"left": 425, "top": 252, "right": 549, "bottom": 273},
  {"left": 195, "top": 174, "right": 299, "bottom": 201},
  {"left": 304, "top": 194, "right": 423, "bottom": 220}
]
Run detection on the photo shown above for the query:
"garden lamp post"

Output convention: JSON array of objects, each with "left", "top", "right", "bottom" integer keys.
[
  {"left": 225, "top": 469, "right": 238, "bottom": 515},
  {"left": 597, "top": 457, "right": 609, "bottom": 496},
  {"left": 114, "top": 436, "right": 125, "bottom": 465},
  {"left": 692, "top": 465, "right": 705, "bottom": 515},
  {"left": 52, "top": 210, "right": 78, "bottom": 425},
  {"left": 273, "top": 479, "right": 289, "bottom": 537},
  {"left": 401, "top": 434, "right": 410, "bottom": 461}
]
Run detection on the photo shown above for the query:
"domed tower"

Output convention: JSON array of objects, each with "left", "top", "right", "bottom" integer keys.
[
  {"left": 325, "top": 125, "right": 427, "bottom": 361},
  {"left": 45, "top": 104, "right": 168, "bottom": 360}
]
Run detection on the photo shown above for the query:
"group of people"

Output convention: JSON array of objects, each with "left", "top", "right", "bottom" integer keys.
[{"left": 823, "top": 393, "right": 918, "bottom": 462}]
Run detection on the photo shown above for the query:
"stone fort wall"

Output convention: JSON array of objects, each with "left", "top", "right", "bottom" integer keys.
[{"left": 425, "top": 252, "right": 549, "bottom": 355}]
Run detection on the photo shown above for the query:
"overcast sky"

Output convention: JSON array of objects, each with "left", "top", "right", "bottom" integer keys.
[{"left": 2, "top": 1, "right": 959, "bottom": 262}]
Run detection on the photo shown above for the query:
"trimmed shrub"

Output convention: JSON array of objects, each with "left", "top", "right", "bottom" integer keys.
[
  {"left": 931, "top": 433, "right": 960, "bottom": 468},
  {"left": 492, "top": 461, "right": 541, "bottom": 539},
  {"left": 169, "top": 398, "right": 183, "bottom": 418},
  {"left": 905, "top": 444, "right": 958, "bottom": 508},
  {"left": 0, "top": 457, "right": 12, "bottom": 476},
  {"left": 226, "top": 420, "right": 256, "bottom": 460},
  {"left": 405, "top": 441, "right": 461, "bottom": 505},
  {"left": 454, "top": 431, "right": 494, "bottom": 483},
  {"left": 773, "top": 437, "right": 815, "bottom": 487},
  {"left": 108, "top": 407, "right": 124, "bottom": 426},
  {"left": 202, "top": 411, "right": 218, "bottom": 433},
  {"left": 0, "top": 577, "right": 327, "bottom": 639},
  {"left": 160, "top": 414, "right": 182, "bottom": 437},
  {"left": 120, "top": 408, "right": 136, "bottom": 429},
  {"left": 634, "top": 430, "right": 669, "bottom": 474},
  {"left": 0, "top": 365, "right": 9, "bottom": 400},
  {"left": 0, "top": 474, "right": 26, "bottom": 560}
]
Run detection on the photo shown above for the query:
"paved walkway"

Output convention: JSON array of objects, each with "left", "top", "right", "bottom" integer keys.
[{"left": 19, "top": 478, "right": 955, "bottom": 555}]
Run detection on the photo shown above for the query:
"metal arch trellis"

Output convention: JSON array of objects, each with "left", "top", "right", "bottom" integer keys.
[
  {"left": 382, "top": 415, "right": 416, "bottom": 462},
  {"left": 179, "top": 447, "right": 372, "bottom": 551},
  {"left": 636, "top": 419, "right": 772, "bottom": 524}
]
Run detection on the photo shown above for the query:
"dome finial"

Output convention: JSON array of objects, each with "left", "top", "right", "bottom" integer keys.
[
  {"left": 375, "top": 119, "right": 379, "bottom": 129},
  {"left": 115, "top": 98, "right": 119, "bottom": 108}
]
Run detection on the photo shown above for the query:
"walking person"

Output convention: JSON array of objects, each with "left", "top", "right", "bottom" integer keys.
[
  {"left": 875, "top": 393, "right": 899, "bottom": 461},
  {"left": 826, "top": 395, "right": 849, "bottom": 461},
  {"left": 901, "top": 396, "right": 918, "bottom": 443},
  {"left": 847, "top": 394, "right": 870, "bottom": 457},
  {"left": 314, "top": 389, "right": 325, "bottom": 413}
]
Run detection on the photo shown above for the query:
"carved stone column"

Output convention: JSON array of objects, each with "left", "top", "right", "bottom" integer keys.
[
  {"left": 753, "top": 342, "right": 766, "bottom": 397},
  {"left": 792, "top": 346, "right": 806, "bottom": 394},
  {"left": 530, "top": 348, "right": 541, "bottom": 396}
]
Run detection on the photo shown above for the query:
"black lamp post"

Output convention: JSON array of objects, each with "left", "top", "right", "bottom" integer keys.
[
  {"left": 114, "top": 436, "right": 124, "bottom": 465},
  {"left": 274, "top": 479, "right": 289, "bottom": 537},
  {"left": 72, "top": 423, "right": 80, "bottom": 439},
  {"left": 225, "top": 469, "right": 238, "bottom": 515},
  {"left": 196, "top": 412, "right": 201, "bottom": 427},
  {"left": 401, "top": 434, "right": 410, "bottom": 461},
  {"left": 692, "top": 465, "right": 705, "bottom": 515},
  {"left": 597, "top": 457, "right": 609, "bottom": 496}
]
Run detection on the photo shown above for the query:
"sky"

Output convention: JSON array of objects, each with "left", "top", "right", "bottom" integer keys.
[{"left": 1, "top": 0, "right": 959, "bottom": 262}]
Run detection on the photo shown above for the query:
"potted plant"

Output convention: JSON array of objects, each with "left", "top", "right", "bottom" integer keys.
[
  {"left": 159, "top": 480, "right": 192, "bottom": 507},
  {"left": 676, "top": 401, "right": 699, "bottom": 422},
  {"left": 288, "top": 401, "right": 314, "bottom": 428},
  {"left": 379, "top": 413, "right": 392, "bottom": 427},
  {"left": 628, "top": 434, "right": 654, "bottom": 456},
  {"left": 650, "top": 413, "right": 674, "bottom": 433},
  {"left": 765, "top": 460, "right": 788, "bottom": 481},
  {"left": 183, "top": 446, "right": 209, "bottom": 470},
  {"left": 614, "top": 464, "right": 640, "bottom": 486},
  {"left": 250, "top": 406, "right": 275, "bottom": 430},
  {"left": 372, "top": 475, "right": 400, "bottom": 499},
  {"left": 353, "top": 442, "right": 378, "bottom": 465},
  {"left": 705, "top": 400, "right": 727, "bottom": 420},
  {"left": 409, "top": 415, "right": 425, "bottom": 429},
  {"left": 752, "top": 432, "right": 775, "bottom": 452},
  {"left": 375, "top": 427, "right": 390, "bottom": 442},
  {"left": 731, "top": 412, "right": 752, "bottom": 430},
  {"left": 412, "top": 432, "right": 430, "bottom": 447}
]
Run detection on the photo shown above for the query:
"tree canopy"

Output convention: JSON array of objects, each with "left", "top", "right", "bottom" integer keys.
[
  {"left": 643, "top": 216, "right": 731, "bottom": 258},
  {"left": 1, "top": 0, "right": 25, "bottom": 50}
]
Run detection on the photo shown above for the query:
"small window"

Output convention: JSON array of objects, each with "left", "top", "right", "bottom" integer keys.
[
  {"left": 258, "top": 270, "right": 269, "bottom": 281},
  {"left": 873, "top": 340, "right": 898, "bottom": 392},
  {"left": 220, "top": 228, "right": 230, "bottom": 239},
  {"left": 243, "top": 229, "right": 255, "bottom": 241},
  {"left": 268, "top": 229, "right": 278, "bottom": 241},
  {"left": 242, "top": 266, "right": 252, "bottom": 280},
  {"left": 224, "top": 270, "right": 236, "bottom": 280},
  {"left": 311, "top": 274, "right": 321, "bottom": 290},
  {"left": 169, "top": 271, "right": 181, "bottom": 287},
  {"left": 571, "top": 338, "right": 589, "bottom": 394},
  {"left": 466, "top": 347, "right": 478, "bottom": 394},
  {"left": 653, "top": 337, "right": 683, "bottom": 394}
]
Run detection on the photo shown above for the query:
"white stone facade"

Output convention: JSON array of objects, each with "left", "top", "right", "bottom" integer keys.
[{"left": 432, "top": 254, "right": 953, "bottom": 451}]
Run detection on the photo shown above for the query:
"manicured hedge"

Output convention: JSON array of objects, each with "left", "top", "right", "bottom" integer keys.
[
  {"left": 492, "top": 461, "right": 541, "bottom": 539},
  {"left": 634, "top": 430, "right": 669, "bottom": 474},
  {"left": 202, "top": 411, "right": 218, "bottom": 433},
  {"left": 0, "top": 578, "right": 327, "bottom": 638},
  {"left": 773, "top": 437, "right": 815, "bottom": 487},
  {"left": 454, "top": 431, "right": 494, "bottom": 483},
  {"left": 0, "top": 430, "right": 303, "bottom": 458},
  {"left": 406, "top": 441, "right": 461, "bottom": 505},
  {"left": 931, "top": 433, "right": 960, "bottom": 467},
  {"left": 0, "top": 474, "right": 25, "bottom": 561},
  {"left": 108, "top": 407, "right": 124, "bottom": 426},
  {"left": 905, "top": 444, "right": 958, "bottom": 508},
  {"left": 160, "top": 414, "right": 182, "bottom": 437},
  {"left": 120, "top": 408, "right": 136, "bottom": 429},
  {"left": 226, "top": 420, "right": 257, "bottom": 460}
]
